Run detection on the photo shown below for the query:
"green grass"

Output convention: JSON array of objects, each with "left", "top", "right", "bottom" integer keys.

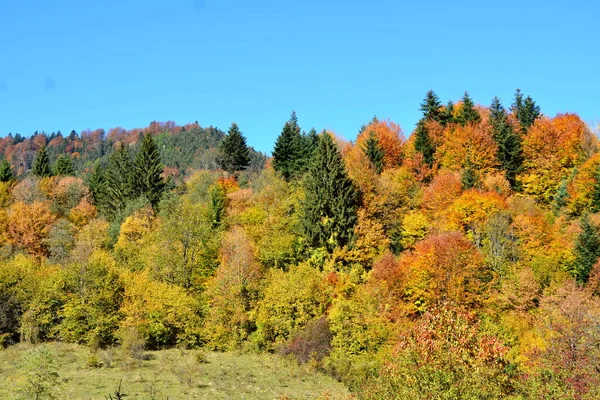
[{"left": 0, "top": 342, "right": 352, "bottom": 399}]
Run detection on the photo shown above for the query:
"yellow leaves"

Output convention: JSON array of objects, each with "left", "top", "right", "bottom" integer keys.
[
  {"left": 344, "top": 209, "right": 390, "bottom": 266},
  {"left": 566, "top": 152, "right": 600, "bottom": 215},
  {"left": 68, "top": 198, "right": 97, "bottom": 227},
  {"left": 446, "top": 190, "right": 507, "bottom": 233},
  {"left": 7, "top": 201, "right": 56, "bottom": 258},
  {"left": 437, "top": 121, "right": 499, "bottom": 174},
  {"left": 115, "top": 207, "right": 154, "bottom": 248},
  {"left": 400, "top": 210, "right": 429, "bottom": 249}
]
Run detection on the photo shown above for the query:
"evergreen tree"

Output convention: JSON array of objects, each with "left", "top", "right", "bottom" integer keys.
[
  {"left": 591, "top": 165, "right": 600, "bottom": 213},
  {"left": 363, "top": 131, "right": 384, "bottom": 174},
  {"left": 414, "top": 120, "right": 435, "bottom": 167},
  {"left": 209, "top": 184, "right": 227, "bottom": 229},
  {"left": 302, "top": 133, "right": 358, "bottom": 252},
  {"left": 455, "top": 92, "right": 480, "bottom": 126},
  {"left": 553, "top": 178, "right": 568, "bottom": 215},
  {"left": 32, "top": 146, "right": 52, "bottom": 177},
  {"left": 87, "top": 164, "right": 107, "bottom": 211},
  {"left": 105, "top": 143, "right": 135, "bottom": 218},
  {"left": 461, "top": 154, "right": 478, "bottom": 189},
  {"left": 302, "top": 128, "right": 319, "bottom": 162},
  {"left": 511, "top": 89, "right": 541, "bottom": 133},
  {"left": 490, "top": 96, "right": 523, "bottom": 188},
  {"left": 133, "top": 133, "right": 167, "bottom": 210},
  {"left": 272, "top": 112, "right": 304, "bottom": 180},
  {"left": 420, "top": 90, "right": 443, "bottom": 122},
  {"left": 573, "top": 214, "right": 600, "bottom": 284},
  {"left": 441, "top": 100, "right": 455, "bottom": 125},
  {"left": 0, "top": 159, "right": 14, "bottom": 182},
  {"left": 53, "top": 155, "right": 75, "bottom": 176},
  {"left": 219, "top": 123, "right": 250, "bottom": 173}
]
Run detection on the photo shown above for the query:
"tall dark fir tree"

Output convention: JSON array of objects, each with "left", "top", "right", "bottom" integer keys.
[
  {"left": 53, "top": 155, "right": 75, "bottom": 176},
  {"left": 511, "top": 89, "right": 541, "bottom": 134},
  {"left": 420, "top": 90, "right": 444, "bottom": 123},
  {"left": 455, "top": 92, "right": 480, "bottom": 126},
  {"left": 0, "top": 159, "right": 14, "bottom": 182},
  {"left": 363, "top": 131, "right": 384, "bottom": 174},
  {"left": 219, "top": 123, "right": 250, "bottom": 173},
  {"left": 302, "top": 132, "right": 358, "bottom": 252},
  {"left": 414, "top": 120, "right": 435, "bottom": 167},
  {"left": 32, "top": 146, "right": 52, "bottom": 177},
  {"left": 490, "top": 96, "right": 523, "bottom": 188},
  {"left": 272, "top": 112, "right": 304, "bottom": 181},
  {"left": 104, "top": 143, "right": 135, "bottom": 218},
  {"left": 574, "top": 214, "right": 600, "bottom": 284},
  {"left": 133, "top": 133, "right": 167, "bottom": 210}
]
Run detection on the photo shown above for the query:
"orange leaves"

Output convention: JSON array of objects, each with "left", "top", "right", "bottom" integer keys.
[
  {"left": 7, "top": 201, "right": 56, "bottom": 258},
  {"left": 356, "top": 119, "right": 405, "bottom": 168},
  {"left": 566, "top": 152, "right": 600, "bottom": 215},
  {"left": 520, "top": 114, "right": 587, "bottom": 203},
  {"left": 446, "top": 189, "right": 507, "bottom": 235},
  {"left": 421, "top": 171, "right": 462, "bottom": 214}
]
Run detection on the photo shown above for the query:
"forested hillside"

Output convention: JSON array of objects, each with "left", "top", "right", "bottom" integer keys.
[{"left": 1, "top": 89, "right": 600, "bottom": 399}]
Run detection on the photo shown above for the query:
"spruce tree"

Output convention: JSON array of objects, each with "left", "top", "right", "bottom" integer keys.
[
  {"left": 414, "top": 120, "right": 435, "bottom": 167},
  {"left": 420, "top": 90, "right": 443, "bottom": 122},
  {"left": 133, "top": 133, "right": 167, "bottom": 210},
  {"left": 0, "top": 159, "right": 14, "bottom": 182},
  {"left": 511, "top": 89, "right": 541, "bottom": 134},
  {"left": 302, "top": 128, "right": 319, "bottom": 162},
  {"left": 574, "top": 214, "right": 600, "bottom": 284},
  {"left": 219, "top": 123, "right": 250, "bottom": 173},
  {"left": 272, "top": 112, "right": 304, "bottom": 180},
  {"left": 591, "top": 165, "right": 600, "bottom": 213},
  {"left": 553, "top": 179, "right": 568, "bottom": 215},
  {"left": 87, "top": 164, "right": 107, "bottom": 211},
  {"left": 456, "top": 91, "right": 480, "bottom": 126},
  {"left": 461, "top": 154, "right": 478, "bottom": 189},
  {"left": 441, "top": 100, "right": 456, "bottom": 125},
  {"left": 105, "top": 143, "right": 135, "bottom": 218},
  {"left": 302, "top": 133, "right": 358, "bottom": 252},
  {"left": 32, "top": 146, "right": 52, "bottom": 177},
  {"left": 363, "top": 131, "right": 384, "bottom": 174},
  {"left": 490, "top": 96, "right": 523, "bottom": 188},
  {"left": 53, "top": 155, "right": 75, "bottom": 176}
]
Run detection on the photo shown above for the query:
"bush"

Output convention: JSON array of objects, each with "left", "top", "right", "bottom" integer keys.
[{"left": 281, "top": 316, "right": 332, "bottom": 365}]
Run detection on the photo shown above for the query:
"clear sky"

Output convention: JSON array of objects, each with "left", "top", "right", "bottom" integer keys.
[{"left": 0, "top": 0, "right": 598, "bottom": 153}]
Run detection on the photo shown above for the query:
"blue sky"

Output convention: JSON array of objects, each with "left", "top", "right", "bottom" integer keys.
[{"left": 0, "top": 0, "right": 598, "bottom": 153}]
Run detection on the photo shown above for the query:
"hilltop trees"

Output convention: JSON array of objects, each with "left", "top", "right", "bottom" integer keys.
[
  {"left": 272, "top": 112, "right": 317, "bottom": 180},
  {"left": 301, "top": 132, "right": 358, "bottom": 251},
  {"left": 219, "top": 123, "right": 250, "bottom": 173},
  {"left": 490, "top": 96, "right": 522, "bottom": 188},
  {"left": 456, "top": 91, "right": 480, "bottom": 126},
  {"left": 32, "top": 146, "right": 52, "bottom": 177},
  {"left": 133, "top": 133, "right": 166, "bottom": 210},
  {"left": 0, "top": 159, "right": 14, "bottom": 182},
  {"left": 512, "top": 88, "right": 541, "bottom": 134},
  {"left": 53, "top": 155, "right": 75, "bottom": 176}
]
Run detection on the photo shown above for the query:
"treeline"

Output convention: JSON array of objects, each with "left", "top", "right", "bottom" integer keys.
[{"left": 1, "top": 89, "right": 600, "bottom": 399}]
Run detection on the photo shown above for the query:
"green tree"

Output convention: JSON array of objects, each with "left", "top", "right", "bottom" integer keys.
[
  {"left": 133, "top": 133, "right": 166, "bottom": 210},
  {"left": 456, "top": 91, "right": 480, "bottom": 126},
  {"left": 16, "top": 345, "right": 62, "bottom": 399},
  {"left": 87, "top": 163, "right": 106, "bottom": 211},
  {"left": 490, "top": 96, "right": 523, "bottom": 188},
  {"left": 32, "top": 146, "right": 52, "bottom": 177},
  {"left": 511, "top": 89, "right": 541, "bottom": 133},
  {"left": 419, "top": 90, "right": 443, "bottom": 122},
  {"left": 461, "top": 154, "right": 478, "bottom": 189},
  {"left": 302, "top": 133, "right": 358, "bottom": 251},
  {"left": 209, "top": 184, "right": 227, "bottom": 229},
  {"left": 219, "top": 123, "right": 250, "bottom": 173},
  {"left": 414, "top": 120, "right": 435, "bottom": 167},
  {"left": 272, "top": 112, "right": 305, "bottom": 180},
  {"left": 592, "top": 165, "right": 600, "bottom": 212},
  {"left": 105, "top": 143, "right": 135, "bottom": 218},
  {"left": 573, "top": 214, "right": 600, "bottom": 284},
  {"left": 0, "top": 159, "right": 14, "bottom": 182},
  {"left": 362, "top": 131, "right": 384, "bottom": 174},
  {"left": 441, "top": 100, "right": 455, "bottom": 125},
  {"left": 53, "top": 154, "right": 75, "bottom": 176}
]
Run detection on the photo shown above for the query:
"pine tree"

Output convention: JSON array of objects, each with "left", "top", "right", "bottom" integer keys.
[
  {"left": 573, "top": 214, "right": 600, "bottom": 284},
  {"left": 553, "top": 178, "right": 568, "bottom": 215},
  {"left": 133, "top": 133, "right": 167, "bottom": 210},
  {"left": 302, "top": 133, "right": 358, "bottom": 252},
  {"left": 302, "top": 128, "right": 319, "bottom": 162},
  {"left": 53, "top": 155, "right": 75, "bottom": 176},
  {"left": 32, "top": 146, "right": 52, "bottom": 177},
  {"left": 209, "top": 184, "right": 227, "bottom": 229},
  {"left": 0, "top": 159, "right": 14, "bottom": 182},
  {"left": 420, "top": 90, "right": 443, "bottom": 122},
  {"left": 414, "top": 120, "right": 435, "bottom": 167},
  {"left": 105, "top": 143, "right": 135, "bottom": 218},
  {"left": 511, "top": 89, "right": 541, "bottom": 134},
  {"left": 591, "top": 165, "right": 600, "bottom": 213},
  {"left": 441, "top": 100, "right": 455, "bottom": 125},
  {"left": 219, "top": 123, "right": 250, "bottom": 173},
  {"left": 272, "top": 112, "right": 304, "bottom": 180},
  {"left": 461, "top": 154, "right": 478, "bottom": 189},
  {"left": 87, "top": 164, "right": 107, "bottom": 211},
  {"left": 455, "top": 92, "right": 480, "bottom": 126},
  {"left": 490, "top": 96, "right": 523, "bottom": 188},
  {"left": 363, "top": 131, "right": 384, "bottom": 174}
]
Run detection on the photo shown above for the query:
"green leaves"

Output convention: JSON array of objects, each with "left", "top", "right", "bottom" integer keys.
[{"left": 219, "top": 123, "right": 250, "bottom": 173}]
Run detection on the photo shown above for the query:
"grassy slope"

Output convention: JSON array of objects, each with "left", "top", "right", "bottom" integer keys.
[{"left": 0, "top": 343, "right": 351, "bottom": 399}]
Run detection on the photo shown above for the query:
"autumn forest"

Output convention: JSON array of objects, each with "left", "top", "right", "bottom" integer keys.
[{"left": 1, "top": 89, "right": 600, "bottom": 399}]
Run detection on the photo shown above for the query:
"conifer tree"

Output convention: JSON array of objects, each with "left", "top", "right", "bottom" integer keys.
[
  {"left": 87, "top": 164, "right": 107, "bottom": 211},
  {"left": 105, "top": 143, "right": 135, "bottom": 217},
  {"left": 553, "top": 179, "right": 568, "bottom": 215},
  {"left": 591, "top": 165, "right": 600, "bottom": 213},
  {"left": 301, "top": 128, "right": 319, "bottom": 163},
  {"left": 363, "top": 131, "right": 384, "bottom": 174},
  {"left": 53, "top": 155, "right": 75, "bottom": 176},
  {"left": 511, "top": 89, "right": 541, "bottom": 134},
  {"left": 420, "top": 90, "right": 443, "bottom": 123},
  {"left": 302, "top": 133, "right": 358, "bottom": 252},
  {"left": 133, "top": 133, "right": 167, "bottom": 210},
  {"left": 456, "top": 92, "right": 480, "bottom": 126},
  {"left": 219, "top": 123, "right": 250, "bottom": 173},
  {"left": 32, "top": 146, "right": 52, "bottom": 177},
  {"left": 441, "top": 100, "right": 455, "bottom": 125},
  {"left": 461, "top": 154, "right": 478, "bottom": 189},
  {"left": 490, "top": 96, "right": 523, "bottom": 188},
  {"left": 574, "top": 214, "right": 600, "bottom": 284},
  {"left": 0, "top": 159, "right": 14, "bottom": 182},
  {"left": 414, "top": 120, "right": 435, "bottom": 167},
  {"left": 272, "top": 112, "right": 304, "bottom": 180}
]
